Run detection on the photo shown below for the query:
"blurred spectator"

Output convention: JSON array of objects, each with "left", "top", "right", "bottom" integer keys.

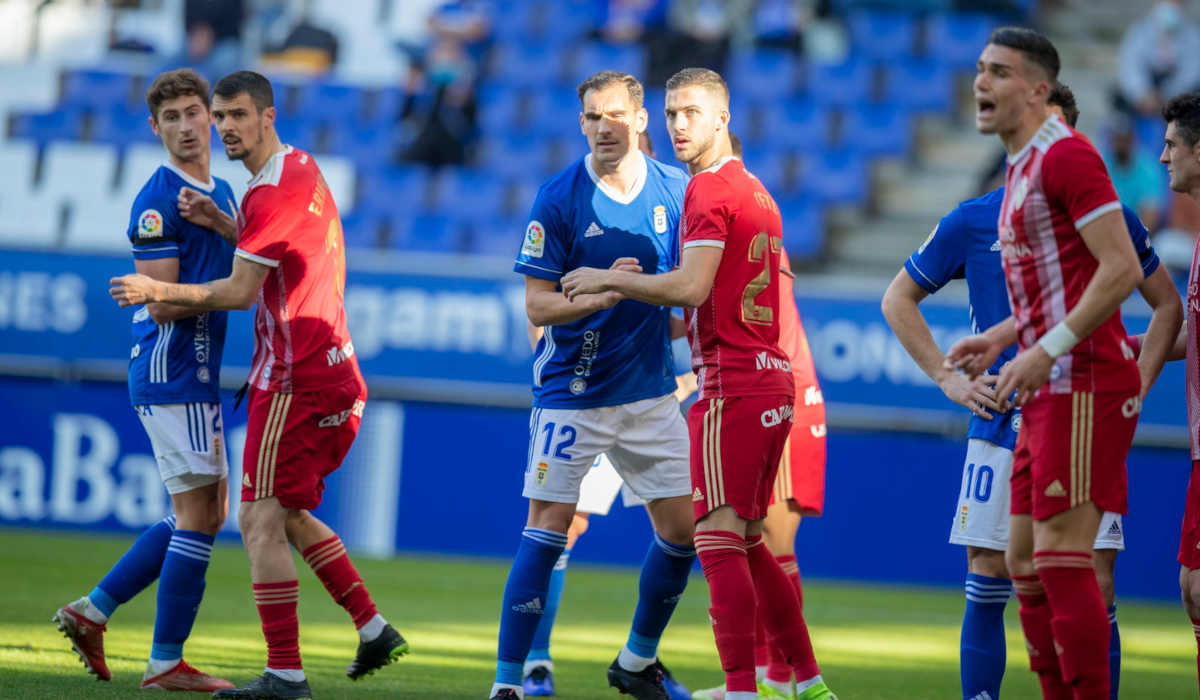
[
  {"left": 645, "top": 0, "right": 751, "bottom": 85},
  {"left": 752, "top": 0, "right": 813, "bottom": 54},
  {"left": 428, "top": 0, "right": 494, "bottom": 60},
  {"left": 262, "top": 11, "right": 339, "bottom": 74},
  {"left": 1103, "top": 114, "right": 1167, "bottom": 227},
  {"left": 593, "top": 0, "right": 669, "bottom": 44},
  {"left": 399, "top": 36, "right": 480, "bottom": 168},
  {"left": 1115, "top": 0, "right": 1200, "bottom": 119}
]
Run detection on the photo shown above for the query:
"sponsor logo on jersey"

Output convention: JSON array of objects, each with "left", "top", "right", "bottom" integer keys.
[
  {"left": 1121, "top": 396, "right": 1141, "bottom": 418},
  {"left": 535, "top": 461, "right": 548, "bottom": 486},
  {"left": 522, "top": 220, "right": 546, "bottom": 257},
  {"left": 574, "top": 329, "right": 600, "bottom": 380},
  {"left": 584, "top": 221, "right": 604, "bottom": 238},
  {"left": 1107, "top": 519, "right": 1121, "bottom": 536},
  {"left": 917, "top": 225, "right": 938, "bottom": 254},
  {"left": 1044, "top": 479, "right": 1067, "bottom": 498},
  {"left": 326, "top": 340, "right": 355, "bottom": 366},
  {"left": 653, "top": 205, "right": 667, "bottom": 234},
  {"left": 754, "top": 351, "right": 791, "bottom": 372},
  {"left": 803, "top": 385, "right": 823, "bottom": 406},
  {"left": 760, "top": 404, "right": 794, "bottom": 428},
  {"left": 138, "top": 209, "right": 163, "bottom": 239},
  {"left": 990, "top": 239, "right": 1002, "bottom": 252},
  {"left": 810, "top": 423, "right": 826, "bottom": 438},
  {"left": 317, "top": 399, "right": 365, "bottom": 428},
  {"left": 692, "top": 486, "right": 703, "bottom": 502},
  {"left": 130, "top": 344, "right": 141, "bottom": 359},
  {"left": 1000, "top": 242, "right": 1033, "bottom": 260}
]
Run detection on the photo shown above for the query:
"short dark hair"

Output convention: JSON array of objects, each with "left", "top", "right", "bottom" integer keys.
[
  {"left": 987, "top": 26, "right": 1059, "bottom": 81},
  {"left": 665, "top": 67, "right": 729, "bottom": 106},
  {"left": 1164, "top": 92, "right": 1200, "bottom": 147},
  {"left": 577, "top": 70, "right": 644, "bottom": 109},
  {"left": 1047, "top": 82, "right": 1078, "bottom": 127},
  {"left": 145, "top": 68, "right": 210, "bottom": 120},
  {"left": 728, "top": 130, "right": 742, "bottom": 158},
  {"left": 213, "top": 70, "right": 274, "bottom": 112}
]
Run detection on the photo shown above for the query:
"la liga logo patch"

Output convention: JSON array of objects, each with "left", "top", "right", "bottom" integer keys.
[{"left": 138, "top": 209, "right": 163, "bottom": 239}]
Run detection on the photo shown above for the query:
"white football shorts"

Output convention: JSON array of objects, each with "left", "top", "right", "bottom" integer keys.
[
  {"left": 576, "top": 453, "right": 645, "bottom": 515},
  {"left": 135, "top": 402, "right": 228, "bottom": 495},
  {"left": 523, "top": 393, "right": 691, "bottom": 505},
  {"left": 949, "top": 438, "right": 1124, "bottom": 551}
]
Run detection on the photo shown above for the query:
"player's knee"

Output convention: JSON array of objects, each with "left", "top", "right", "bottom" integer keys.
[
  {"left": 1095, "top": 571, "right": 1116, "bottom": 608},
  {"left": 1004, "top": 547, "right": 1034, "bottom": 578},
  {"left": 1184, "top": 572, "right": 1200, "bottom": 618},
  {"left": 967, "top": 548, "right": 1009, "bottom": 578}
]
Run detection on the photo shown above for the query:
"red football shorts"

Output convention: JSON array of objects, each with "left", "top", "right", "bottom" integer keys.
[
  {"left": 242, "top": 375, "right": 367, "bottom": 510},
  {"left": 769, "top": 401, "right": 826, "bottom": 516},
  {"left": 1178, "top": 461, "right": 1200, "bottom": 570},
  {"left": 1010, "top": 390, "right": 1137, "bottom": 520},
  {"left": 689, "top": 394, "right": 793, "bottom": 522}
]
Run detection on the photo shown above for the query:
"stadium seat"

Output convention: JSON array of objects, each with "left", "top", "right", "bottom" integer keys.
[
  {"left": 807, "top": 58, "right": 874, "bottom": 108},
  {"left": 323, "top": 127, "right": 395, "bottom": 173},
  {"left": 388, "top": 212, "right": 465, "bottom": 254},
  {"left": 431, "top": 168, "right": 506, "bottom": 216},
  {"left": 60, "top": 70, "right": 135, "bottom": 111},
  {"left": 92, "top": 103, "right": 156, "bottom": 148},
  {"left": 478, "top": 85, "right": 530, "bottom": 135},
  {"left": 540, "top": 1, "right": 597, "bottom": 46},
  {"left": 489, "top": 42, "right": 564, "bottom": 89},
  {"left": 881, "top": 58, "right": 953, "bottom": 113},
  {"left": 357, "top": 165, "right": 432, "bottom": 221},
  {"left": 63, "top": 197, "right": 132, "bottom": 253},
  {"left": 489, "top": 1, "right": 545, "bottom": 42},
  {"left": 799, "top": 149, "right": 869, "bottom": 205},
  {"left": 365, "top": 86, "right": 407, "bottom": 128},
  {"left": 0, "top": 141, "right": 60, "bottom": 248},
  {"left": 569, "top": 42, "right": 646, "bottom": 88},
  {"left": 848, "top": 11, "right": 918, "bottom": 62},
  {"left": 758, "top": 97, "right": 834, "bottom": 152},
  {"left": 468, "top": 216, "right": 524, "bottom": 257},
  {"left": 116, "top": 141, "right": 167, "bottom": 202},
  {"left": 341, "top": 210, "right": 386, "bottom": 250},
  {"left": 40, "top": 141, "right": 118, "bottom": 209},
  {"left": 478, "top": 134, "right": 552, "bottom": 180},
  {"left": 529, "top": 89, "right": 584, "bottom": 139},
  {"left": 924, "top": 13, "right": 996, "bottom": 69},
  {"left": 728, "top": 49, "right": 801, "bottom": 101},
  {"left": 10, "top": 109, "right": 88, "bottom": 144},
  {"left": 776, "top": 195, "right": 825, "bottom": 260},
  {"left": 840, "top": 103, "right": 913, "bottom": 157},
  {"left": 742, "top": 148, "right": 792, "bottom": 196},
  {"left": 291, "top": 81, "right": 368, "bottom": 125},
  {"left": 272, "top": 118, "right": 323, "bottom": 152}
]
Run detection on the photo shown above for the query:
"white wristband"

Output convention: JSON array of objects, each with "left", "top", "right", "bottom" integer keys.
[{"left": 1037, "top": 322, "right": 1080, "bottom": 358}]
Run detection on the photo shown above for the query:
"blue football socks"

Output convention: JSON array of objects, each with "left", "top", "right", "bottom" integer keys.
[
  {"left": 527, "top": 548, "right": 571, "bottom": 668},
  {"left": 89, "top": 514, "right": 176, "bottom": 619},
  {"left": 150, "top": 529, "right": 214, "bottom": 666},
  {"left": 960, "top": 573, "right": 1011, "bottom": 700},
  {"left": 493, "top": 527, "right": 568, "bottom": 691},
  {"left": 620, "top": 532, "right": 696, "bottom": 671}
]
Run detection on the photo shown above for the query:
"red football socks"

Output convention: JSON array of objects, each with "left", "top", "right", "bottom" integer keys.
[
  {"left": 1036, "top": 551, "right": 1110, "bottom": 700},
  {"left": 764, "top": 553, "right": 815, "bottom": 684},
  {"left": 302, "top": 536, "right": 378, "bottom": 628},
  {"left": 253, "top": 581, "right": 301, "bottom": 670},
  {"left": 746, "top": 537, "right": 820, "bottom": 684},
  {"left": 696, "top": 531, "right": 758, "bottom": 693},
  {"left": 1013, "top": 573, "right": 1071, "bottom": 700}
]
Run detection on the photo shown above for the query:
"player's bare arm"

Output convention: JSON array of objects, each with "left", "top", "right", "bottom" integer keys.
[
  {"left": 996, "top": 209, "right": 1142, "bottom": 406},
  {"left": 178, "top": 187, "right": 237, "bottom": 245},
  {"left": 945, "top": 315, "right": 1019, "bottom": 379},
  {"left": 882, "top": 269, "right": 1002, "bottom": 419},
  {"left": 110, "top": 256, "right": 268, "bottom": 311},
  {"left": 562, "top": 246, "right": 722, "bottom": 308},
  {"left": 132, "top": 257, "right": 203, "bottom": 324},
  {"left": 1133, "top": 265, "right": 1184, "bottom": 398}
]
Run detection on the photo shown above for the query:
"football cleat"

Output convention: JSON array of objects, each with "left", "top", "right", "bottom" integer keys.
[
  {"left": 140, "top": 659, "right": 235, "bottom": 691},
  {"left": 490, "top": 689, "right": 522, "bottom": 700},
  {"left": 655, "top": 660, "right": 690, "bottom": 700},
  {"left": 607, "top": 657, "right": 669, "bottom": 700},
  {"left": 211, "top": 672, "right": 311, "bottom": 699},
  {"left": 795, "top": 680, "right": 837, "bottom": 700},
  {"left": 758, "top": 681, "right": 794, "bottom": 699},
  {"left": 523, "top": 665, "right": 555, "bottom": 696},
  {"left": 690, "top": 685, "right": 726, "bottom": 700},
  {"left": 52, "top": 604, "right": 111, "bottom": 681},
  {"left": 346, "top": 623, "right": 408, "bottom": 679}
]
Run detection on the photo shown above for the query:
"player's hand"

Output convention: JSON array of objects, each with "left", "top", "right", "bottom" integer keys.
[
  {"left": 592, "top": 290, "right": 624, "bottom": 310},
  {"left": 995, "top": 345, "right": 1055, "bottom": 409},
  {"left": 561, "top": 267, "right": 611, "bottom": 301},
  {"left": 673, "top": 371, "right": 698, "bottom": 403},
  {"left": 937, "top": 371, "right": 1001, "bottom": 419},
  {"left": 109, "top": 273, "right": 160, "bottom": 307},
  {"left": 944, "top": 333, "right": 1003, "bottom": 379},
  {"left": 610, "top": 257, "right": 642, "bottom": 273},
  {"left": 178, "top": 187, "right": 221, "bottom": 229}
]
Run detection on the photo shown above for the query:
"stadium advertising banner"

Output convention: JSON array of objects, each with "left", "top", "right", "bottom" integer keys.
[{"left": 0, "top": 249, "right": 1185, "bottom": 441}]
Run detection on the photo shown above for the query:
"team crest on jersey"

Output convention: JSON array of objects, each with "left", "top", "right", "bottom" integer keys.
[
  {"left": 569, "top": 378, "right": 587, "bottom": 395},
  {"left": 522, "top": 220, "right": 545, "bottom": 258},
  {"left": 1011, "top": 413, "right": 1022, "bottom": 432},
  {"left": 535, "top": 461, "right": 548, "bottom": 486},
  {"left": 653, "top": 205, "right": 667, "bottom": 234},
  {"left": 196, "top": 367, "right": 210, "bottom": 383},
  {"left": 918, "top": 224, "right": 938, "bottom": 254},
  {"left": 138, "top": 209, "right": 163, "bottom": 239}
]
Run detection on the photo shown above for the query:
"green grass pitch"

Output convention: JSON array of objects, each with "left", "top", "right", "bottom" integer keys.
[{"left": 0, "top": 528, "right": 1195, "bottom": 699}]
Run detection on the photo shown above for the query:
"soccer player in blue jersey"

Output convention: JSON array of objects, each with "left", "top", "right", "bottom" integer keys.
[
  {"left": 881, "top": 84, "right": 1182, "bottom": 700},
  {"left": 489, "top": 70, "right": 696, "bottom": 700},
  {"left": 52, "top": 68, "right": 239, "bottom": 692}
]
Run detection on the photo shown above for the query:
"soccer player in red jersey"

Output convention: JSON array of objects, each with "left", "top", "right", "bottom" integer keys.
[
  {"left": 109, "top": 71, "right": 406, "bottom": 700},
  {"left": 562, "top": 67, "right": 835, "bottom": 700},
  {"left": 946, "top": 29, "right": 1146, "bottom": 700}
]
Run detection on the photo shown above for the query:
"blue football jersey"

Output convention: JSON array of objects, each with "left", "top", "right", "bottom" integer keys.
[
  {"left": 904, "top": 187, "right": 1158, "bottom": 449},
  {"left": 514, "top": 152, "right": 687, "bottom": 409},
  {"left": 126, "top": 163, "right": 238, "bottom": 406}
]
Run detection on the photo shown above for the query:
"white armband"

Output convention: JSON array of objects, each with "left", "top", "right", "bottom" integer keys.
[{"left": 1036, "top": 322, "right": 1080, "bottom": 358}]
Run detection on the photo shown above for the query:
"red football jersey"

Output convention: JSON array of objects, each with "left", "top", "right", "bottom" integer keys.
[
  {"left": 777, "top": 249, "right": 822, "bottom": 410},
  {"left": 1187, "top": 236, "right": 1200, "bottom": 459},
  {"left": 998, "top": 117, "right": 1139, "bottom": 396},
  {"left": 682, "top": 157, "right": 793, "bottom": 400},
  {"left": 235, "top": 147, "right": 360, "bottom": 393}
]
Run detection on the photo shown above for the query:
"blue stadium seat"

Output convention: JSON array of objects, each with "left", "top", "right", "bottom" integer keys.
[
  {"left": 468, "top": 215, "right": 524, "bottom": 257},
  {"left": 358, "top": 165, "right": 431, "bottom": 220},
  {"left": 541, "top": 1, "right": 597, "bottom": 46},
  {"left": 477, "top": 84, "right": 528, "bottom": 134},
  {"left": 924, "top": 13, "right": 996, "bottom": 69},
  {"left": 776, "top": 195, "right": 825, "bottom": 260},
  {"left": 840, "top": 103, "right": 913, "bottom": 157},
  {"left": 489, "top": 42, "right": 563, "bottom": 88},
  {"left": 341, "top": 210, "right": 385, "bottom": 250},
  {"left": 478, "top": 133, "right": 552, "bottom": 179},
  {"left": 849, "top": 11, "right": 917, "bottom": 62},
  {"left": 431, "top": 168, "right": 506, "bottom": 215},
  {"left": 10, "top": 109, "right": 87, "bottom": 144},
  {"left": 92, "top": 104, "right": 156, "bottom": 147},
  {"left": 60, "top": 70, "right": 134, "bottom": 111},
  {"left": 367, "top": 86, "right": 407, "bottom": 127},
  {"left": 728, "top": 49, "right": 801, "bottom": 101},
  {"left": 292, "top": 82, "right": 367, "bottom": 125},
  {"left": 799, "top": 149, "right": 869, "bottom": 205},
  {"left": 807, "top": 58, "right": 874, "bottom": 108},
  {"left": 569, "top": 42, "right": 646, "bottom": 88},
  {"left": 490, "top": 1, "right": 545, "bottom": 42},
  {"left": 741, "top": 147, "right": 792, "bottom": 196},
  {"left": 881, "top": 58, "right": 953, "bottom": 113},
  {"left": 528, "top": 88, "right": 582, "bottom": 139},
  {"left": 758, "top": 97, "right": 833, "bottom": 152},
  {"left": 271, "top": 118, "right": 322, "bottom": 152},
  {"left": 389, "top": 212, "right": 465, "bottom": 253}
]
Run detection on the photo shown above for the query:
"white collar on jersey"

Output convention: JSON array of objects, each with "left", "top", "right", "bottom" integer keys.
[
  {"left": 1007, "top": 114, "right": 1069, "bottom": 165},
  {"left": 696, "top": 155, "right": 740, "bottom": 176},
  {"left": 163, "top": 160, "right": 215, "bottom": 191},
  {"left": 585, "top": 150, "right": 647, "bottom": 205},
  {"left": 248, "top": 145, "right": 294, "bottom": 187}
]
